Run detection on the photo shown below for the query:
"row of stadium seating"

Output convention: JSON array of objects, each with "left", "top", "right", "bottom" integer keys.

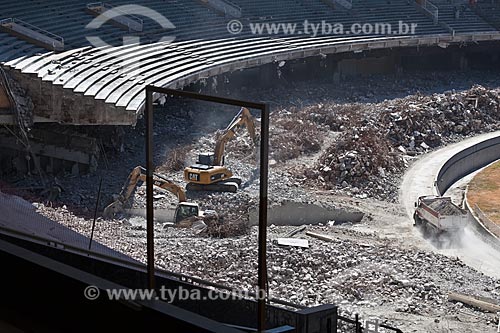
[
  {"left": 6, "top": 31, "right": 500, "bottom": 118},
  {"left": 1, "top": 0, "right": 499, "bottom": 122},
  {"left": 476, "top": 0, "right": 500, "bottom": 31},
  {"left": 431, "top": 0, "right": 494, "bottom": 33},
  {"left": 2, "top": 0, "right": 498, "bottom": 64}
]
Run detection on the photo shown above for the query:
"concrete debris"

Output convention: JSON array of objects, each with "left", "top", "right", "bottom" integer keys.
[
  {"left": 0, "top": 66, "right": 34, "bottom": 129},
  {"left": 282, "top": 225, "right": 306, "bottom": 238},
  {"left": 159, "top": 145, "right": 191, "bottom": 172},
  {"left": 382, "top": 85, "right": 500, "bottom": 149},
  {"left": 427, "top": 198, "right": 464, "bottom": 215},
  {"left": 3, "top": 70, "right": 500, "bottom": 333},
  {"left": 270, "top": 110, "right": 326, "bottom": 162},
  {"left": 448, "top": 292, "right": 500, "bottom": 313},
  {"left": 316, "top": 128, "right": 404, "bottom": 201},
  {"left": 195, "top": 194, "right": 251, "bottom": 238},
  {"left": 29, "top": 203, "right": 500, "bottom": 331},
  {"left": 304, "top": 85, "right": 500, "bottom": 200}
]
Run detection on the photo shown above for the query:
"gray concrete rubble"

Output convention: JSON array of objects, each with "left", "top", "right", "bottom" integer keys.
[
  {"left": 307, "top": 85, "right": 500, "bottom": 201},
  {"left": 0, "top": 67, "right": 33, "bottom": 127},
  {"left": 0, "top": 127, "right": 100, "bottom": 177},
  {"left": 31, "top": 203, "right": 500, "bottom": 332}
]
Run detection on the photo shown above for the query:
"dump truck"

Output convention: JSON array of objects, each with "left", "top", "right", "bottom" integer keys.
[{"left": 413, "top": 196, "right": 468, "bottom": 236}]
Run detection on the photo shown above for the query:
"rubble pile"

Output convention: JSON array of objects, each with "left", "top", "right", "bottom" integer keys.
[
  {"left": 158, "top": 145, "right": 192, "bottom": 172},
  {"left": 156, "top": 225, "right": 500, "bottom": 330},
  {"left": 32, "top": 202, "right": 500, "bottom": 330},
  {"left": 304, "top": 103, "right": 369, "bottom": 132},
  {"left": 185, "top": 191, "right": 255, "bottom": 238},
  {"left": 270, "top": 108, "right": 327, "bottom": 161},
  {"left": 218, "top": 129, "right": 259, "bottom": 163},
  {"left": 315, "top": 128, "right": 404, "bottom": 198},
  {"left": 427, "top": 198, "right": 464, "bottom": 216},
  {"left": 382, "top": 85, "right": 500, "bottom": 151},
  {"left": 190, "top": 107, "right": 327, "bottom": 164},
  {"left": 158, "top": 224, "right": 497, "bottom": 308},
  {"left": 306, "top": 86, "right": 500, "bottom": 199},
  {"left": 203, "top": 210, "right": 249, "bottom": 238}
]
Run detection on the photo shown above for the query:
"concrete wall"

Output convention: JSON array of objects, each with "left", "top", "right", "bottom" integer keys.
[
  {"left": 192, "top": 44, "right": 500, "bottom": 98},
  {"left": 435, "top": 134, "right": 500, "bottom": 244},
  {"left": 0, "top": 232, "right": 338, "bottom": 332},
  {"left": 435, "top": 135, "right": 500, "bottom": 195},
  {"left": 7, "top": 69, "right": 136, "bottom": 125},
  {"left": 249, "top": 201, "right": 364, "bottom": 226},
  {"left": 464, "top": 194, "right": 500, "bottom": 250},
  {"left": 337, "top": 55, "right": 396, "bottom": 77}
]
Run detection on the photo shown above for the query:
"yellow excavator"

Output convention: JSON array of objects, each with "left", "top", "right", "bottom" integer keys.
[
  {"left": 183, "top": 107, "right": 257, "bottom": 192},
  {"left": 103, "top": 166, "right": 213, "bottom": 223}
]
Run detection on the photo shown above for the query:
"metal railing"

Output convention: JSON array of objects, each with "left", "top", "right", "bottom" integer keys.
[
  {"left": 223, "top": 0, "right": 242, "bottom": 17},
  {"left": 86, "top": 2, "right": 144, "bottom": 32},
  {"left": 0, "top": 212, "right": 305, "bottom": 311},
  {"left": 0, "top": 17, "right": 13, "bottom": 26},
  {"left": 419, "top": 0, "right": 439, "bottom": 24},
  {"left": 0, "top": 17, "right": 64, "bottom": 50},
  {"left": 473, "top": 204, "right": 500, "bottom": 239},
  {"left": 337, "top": 314, "right": 403, "bottom": 333}
]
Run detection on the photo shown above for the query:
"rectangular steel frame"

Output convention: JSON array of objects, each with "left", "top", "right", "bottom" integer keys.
[{"left": 145, "top": 86, "right": 270, "bottom": 331}]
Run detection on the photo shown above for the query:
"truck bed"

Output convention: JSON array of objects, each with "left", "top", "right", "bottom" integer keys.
[{"left": 425, "top": 198, "right": 465, "bottom": 216}]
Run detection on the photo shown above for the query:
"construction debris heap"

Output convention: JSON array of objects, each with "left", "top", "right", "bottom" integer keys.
[{"left": 303, "top": 85, "right": 500, "bottom": 200}]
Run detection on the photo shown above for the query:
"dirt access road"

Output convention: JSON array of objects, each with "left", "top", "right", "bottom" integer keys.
[{"left": 400, "top": 131, "right": 500, "bottom": 279}]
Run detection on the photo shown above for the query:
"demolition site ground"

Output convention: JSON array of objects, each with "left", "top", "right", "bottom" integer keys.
[{"left": 3, "top": 69, "right": 500, "bottom": 332}]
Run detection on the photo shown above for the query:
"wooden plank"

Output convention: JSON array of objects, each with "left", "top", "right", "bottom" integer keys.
[
  {"left": 283, "top": 226, "right": 306, "bottom": 238},
  {"left": 448, "top": 292, "right": 500, "bottom": 313}
]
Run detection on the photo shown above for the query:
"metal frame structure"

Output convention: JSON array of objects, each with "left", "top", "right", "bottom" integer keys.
[{"left": 145, "top": 86, "right": 270, "bottom": 332}]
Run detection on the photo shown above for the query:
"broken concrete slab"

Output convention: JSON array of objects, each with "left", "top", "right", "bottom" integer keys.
[
  {"left": 276, "top": 238, "right": 309, "bottom": 248},
  {"left": 249, "top": 201, "right": 364, "bottom": 226}
]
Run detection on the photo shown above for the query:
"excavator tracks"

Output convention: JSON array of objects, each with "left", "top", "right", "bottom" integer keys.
[{"left": 186, "top": 178, "right": 242, "bottom": 193}]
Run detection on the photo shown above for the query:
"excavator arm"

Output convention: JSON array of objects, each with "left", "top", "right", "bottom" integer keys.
[
  {"left": 213, "top": 107, "right": 257, "bottom": 166},
  {"left": 103, "top": 166, "right": 187, "bottom": 218}
]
